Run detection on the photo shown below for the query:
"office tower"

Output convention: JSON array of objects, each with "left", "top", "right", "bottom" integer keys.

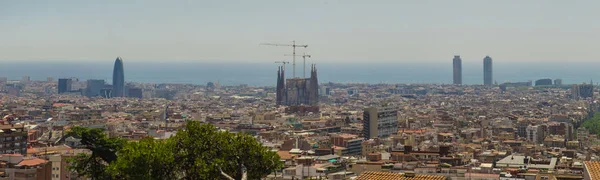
[
  {"left": 112, "top": 57, "right": 125, "bottom": 97},
  {"left": 277, "top": 64, "right": 319, "bottom": 106},
  {"left": 128, "top": 88, "right": 143, "bottom": 98},
  {"left": 483, "top": 56, "right": 493, "bottom": 85},
  {"left": 57, "top": 78, "right": 72, "bottom": 94},
  {"left": 363, "top": 106, "right": 398, "bottom": 139},
  {"left": 554, "top": 79, "right": 563, "bottom": 86},
  {"left": 85, "top": 79, "right": 105, "bottom": 97},
  {"left": 535, "top": 79, "right": 553, "bottom": 86},
  {"left": 453, "top": 56, "right": 462, "bottom": 85}
]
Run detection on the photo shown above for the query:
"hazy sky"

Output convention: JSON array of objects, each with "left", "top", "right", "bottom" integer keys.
[{"left": 1, "top": 0, "right": 599, "bottom": 63}]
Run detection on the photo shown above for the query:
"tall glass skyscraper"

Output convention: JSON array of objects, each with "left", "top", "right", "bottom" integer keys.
[
  {"left": 453, "top": 55, "right": 462, "bottom": 85},
  {"left": 483, "top": 56, "right": 493, "bottom": 85},
  {"left": 112, "top": 57, "right": 125, "bottom": 97}
]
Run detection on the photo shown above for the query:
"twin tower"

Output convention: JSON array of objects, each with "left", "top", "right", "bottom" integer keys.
[{"left": 453, "top": 55, "right": 493, "bottom": 85}]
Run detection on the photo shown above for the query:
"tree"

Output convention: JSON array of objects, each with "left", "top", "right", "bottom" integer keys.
[
  {"left": 66, "top": 127, "right": 126, "bottom": 179},
  {"left": 68, "top": 122, "right": 283, "bottom": 180},
  {"left": 170, "top": 121, "right": 282, "bottom": 180},
  {"left": 108, "top": 138, "right": 178, "bottom": 180}
]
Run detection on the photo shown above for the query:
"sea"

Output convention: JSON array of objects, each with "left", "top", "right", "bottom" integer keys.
[{"left": 0, "top": 61, "right": 598, "bottom": 86}]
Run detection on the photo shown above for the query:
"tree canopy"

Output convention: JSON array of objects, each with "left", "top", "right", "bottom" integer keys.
[
  {"left": 581, "top": 112, "right": 600, "bottom": 136},
  {"left": 68, "top": 121, "right": 282, "bottom": 180}
]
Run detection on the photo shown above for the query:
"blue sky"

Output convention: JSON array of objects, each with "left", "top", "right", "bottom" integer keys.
[{"left": 1, "top": 0, "right": 599, "bottom": 63}]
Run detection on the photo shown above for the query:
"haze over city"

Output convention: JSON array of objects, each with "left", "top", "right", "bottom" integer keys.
[
  {"left": 2, "top": 0, "right": 600, "bottom": 63},
  {"left": 4, "top": 1, "right": 600, "bottom": 180}
]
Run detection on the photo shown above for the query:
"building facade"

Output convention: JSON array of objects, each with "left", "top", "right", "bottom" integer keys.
[
  {"left": 128, "top": 88, "right": 143, "bottom": 98},
  {"left": 85, "top": 79, "right": 105, "bottom": 97},
  {"left": 0, "top": 124, "right": 28, "bottom": 155},
  {"left": 276, "top": 64, "right": 319, "bottom": 106},
  {"left": 112, "top": 57, "right": 125, "bottom": 97},
  {"left": 57, "top": 79, "right": 72, "bottom": 94},
  {"left": 526, "top": 125, "right": 545, "bottom": 144},
  {"left": 573, "top": 84, "right": 593, "bottom": 99},
  {"left": 483, "top": 56, "right": 492, "bottom": 85},
  {"left": 453, "top": 56, "right": 462, "bottom": 85},
  {"left": 363, "top": 106, "right": 398, "bottom": 139}
]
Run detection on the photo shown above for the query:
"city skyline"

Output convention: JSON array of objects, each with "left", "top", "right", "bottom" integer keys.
[{"left": 3, "top": 1, "right": 600, "bottom": 63}]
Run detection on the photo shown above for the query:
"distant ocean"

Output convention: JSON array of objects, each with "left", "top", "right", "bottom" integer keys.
[{"left": 0, "top": 61, "right": 598, "bottom": 86}]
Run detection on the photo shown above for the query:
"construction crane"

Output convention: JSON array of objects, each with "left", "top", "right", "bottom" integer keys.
[
  {"left": 284, "top": 53, "right": 311, "bottom": 78},
  {"left": 260, "top": 41, "right": 308, "bottom": 78},
  {"left": 274, "top": 61, "right": 290, "bottom": 71}
]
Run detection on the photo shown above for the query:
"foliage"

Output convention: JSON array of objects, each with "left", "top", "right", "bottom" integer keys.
[
  {"left": 171, "top": 121, "right": 282, "bottom": 179},
  {"left": 582, "top": 112, "right": 600, "bottom": 136},
  {"left": 66, "top": 126, "right": 126, "bottom": 180},
  {"left": 68, "top": 121, "right": 283, "bottom": 180},
  {"left": 108, "top": 138, "right": 178, "bottom": 180}
]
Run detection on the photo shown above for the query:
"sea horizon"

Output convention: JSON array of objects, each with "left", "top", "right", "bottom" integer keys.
[{"left": 1, "top": 61, "right": 598, "bottom": 86}]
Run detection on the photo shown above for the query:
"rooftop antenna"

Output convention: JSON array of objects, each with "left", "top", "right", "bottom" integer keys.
[
  {"left": 260, "top": 41, "right": 308, "bottom": 78},
  {"left": 285, "top": 53, "right": 312, "bottom": 78}
]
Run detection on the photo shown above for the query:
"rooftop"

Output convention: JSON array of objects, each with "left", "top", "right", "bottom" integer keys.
[
  {"left": 585, "top": 161, "right": 600, "bottom": 180},
  {"left": 17, "top": 158, "right": 47, "bottom": 167},
  {"left": 356, "top": 171, "right": 446, "bottom": 180}
]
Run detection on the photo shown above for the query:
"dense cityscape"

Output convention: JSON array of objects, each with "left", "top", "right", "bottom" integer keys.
[{"left": 0, "top": 54, "right": 599, "bottom": 180}]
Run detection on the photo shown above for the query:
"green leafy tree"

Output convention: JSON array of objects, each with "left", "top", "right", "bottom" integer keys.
[
  {"left": 68, "top": 122, "right": 283, "bottom": 180},
  {"left": 582, "top": 112, "right": 600, "bottom": 135},
  {"left": 66, "top": 127, "right": 126, "bottom": 179},
  {"left": 171, "top": 121, "right": 282, "bottom": 180},
  {"left": 108, "top": 138, "right": 178, "bottom": 180}
]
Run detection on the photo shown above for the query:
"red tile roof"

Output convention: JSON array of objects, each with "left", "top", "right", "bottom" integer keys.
[{"left": 17, "top": 158, "right": 47, "bottom": 166}]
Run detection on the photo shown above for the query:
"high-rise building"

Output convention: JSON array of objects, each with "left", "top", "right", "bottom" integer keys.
[
  {"left": 483, "top": 56, "right": 493, "bottom": 85},
  {"left": 535, "top": 79, "right": 553, "bottom": 86},
  {"left": 453, "top": 56, "right": 462, "bottom": 85},
  {"left": 112, "top": 57, "right": 125, "bottom": 97},
  {"left": 276, "top": 64, "right": 319, "bottom": 106},
  {"left": 57, "top": 78, "right": 72, "bottom": 94},
  {"left": 573, "top": 84, "right": 593, "bottom": 99},
  {"left": 554, "top": 79, "right": 563, "bottom": 86},
  {"left": 363, "top": 106, "right": 398, "bottom": 139},
  {"left": 85, "top": 79, "right": 105, "bottom": 97}
]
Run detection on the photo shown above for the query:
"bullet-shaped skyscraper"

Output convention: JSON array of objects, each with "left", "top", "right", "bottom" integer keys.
[
  {"left": 112, "top": 57, "right": 125, "bottom": 97},
  {"left": 453, "top": 55, "right": 462, "bottom": 85},
  {"left": 483, "top": 56, "right": 493, "bottom": 85}
]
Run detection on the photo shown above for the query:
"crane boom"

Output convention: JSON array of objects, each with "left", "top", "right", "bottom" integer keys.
[
  {"left": 274, "top": 61, "right": 290, "bottom": 71},
  {"left": 260, "top": 40, "right": 308, "bottom": 78},
  {"left": 284, "top": 53, "right": 312, "bottom": 78}
]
